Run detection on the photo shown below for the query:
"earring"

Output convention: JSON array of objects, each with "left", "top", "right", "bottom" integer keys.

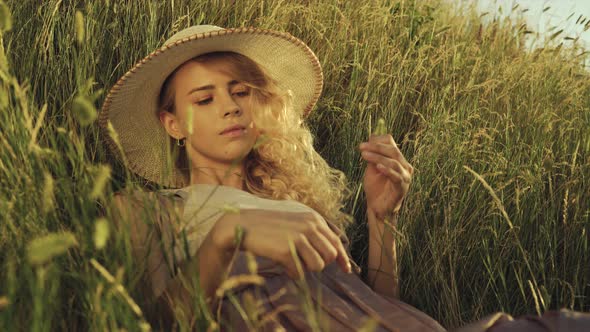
[{"left": 177, "top": 138, "right": 186, "bottom": 147}]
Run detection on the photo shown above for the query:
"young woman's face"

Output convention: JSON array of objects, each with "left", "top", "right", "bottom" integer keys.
[{"left": 160, "top": 60, "right": 259, "bottom": 172}]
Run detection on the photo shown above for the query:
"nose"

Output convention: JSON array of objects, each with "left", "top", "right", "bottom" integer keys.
[
  {"left": 219, "top": 92, "right": 242, "bottom": 118},
  {"left": 224, "top": 107, "right": 242, "bottom": 117}
]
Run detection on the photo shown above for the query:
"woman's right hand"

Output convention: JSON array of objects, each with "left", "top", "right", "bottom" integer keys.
[{"left": 210, "top": 209, "right": 352, "bottom": 279}]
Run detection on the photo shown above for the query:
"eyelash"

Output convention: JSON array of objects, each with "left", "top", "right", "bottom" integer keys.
[{"left": 196, "top": 91, "right": 250, "bottom": 105}]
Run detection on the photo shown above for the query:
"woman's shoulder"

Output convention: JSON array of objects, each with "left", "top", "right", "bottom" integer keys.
[
  {"left": 111, "top": 187, "right": 186, "bottom": 225},
  {"left": 112, "top": 186, "right": 175, "bottom": 207}
]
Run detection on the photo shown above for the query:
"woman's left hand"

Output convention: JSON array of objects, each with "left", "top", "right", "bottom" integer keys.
[{"left": 359, "top": 134, "right": 414, "bottom": 221}]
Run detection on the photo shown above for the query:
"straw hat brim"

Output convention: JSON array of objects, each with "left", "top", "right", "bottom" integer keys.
[{"left": 98, "top": 26, "right": 323, "bottom": 188}]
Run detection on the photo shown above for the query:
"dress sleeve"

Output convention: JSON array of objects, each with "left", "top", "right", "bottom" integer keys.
[{"left": 109, "top": 189, "right": 183, "bottom": 301}]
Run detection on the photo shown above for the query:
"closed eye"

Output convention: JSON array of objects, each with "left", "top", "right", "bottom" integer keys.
[
  {"left": 196, "top": 98, "right": 212, "bottom": 105},
  {"left": 234, "top": 90, "right": 250, "bottom": 97},
  {"left": 195, "top": 90, "right": 250, "bottom": 106}
]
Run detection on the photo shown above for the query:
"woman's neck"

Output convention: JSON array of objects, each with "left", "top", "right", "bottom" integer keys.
[{"left": 189, "top": 166, "right": 245, "bottom": 191}]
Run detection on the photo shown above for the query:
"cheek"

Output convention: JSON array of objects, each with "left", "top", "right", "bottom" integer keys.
[
  {"left": 185, "top": 111, "right": 213, "bottom": 135},
  {"left": 173, "top": 106, "right": 193, "bottom": 134}
]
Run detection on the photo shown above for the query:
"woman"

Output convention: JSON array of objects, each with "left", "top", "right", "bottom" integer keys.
[{"left": 100, "top": 25, "right": 588, "bottom": 331}]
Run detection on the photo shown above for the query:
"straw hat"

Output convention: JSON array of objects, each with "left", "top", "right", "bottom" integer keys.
[{"left": 98, "top": 25, "right": 324, "bottom": 188}]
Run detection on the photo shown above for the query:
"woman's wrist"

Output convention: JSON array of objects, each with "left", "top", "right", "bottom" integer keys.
[
  {"left": 367, "top": 208, "right": 399, "bottom": 229},
  {"left": 366, "top": 207, "right": 400, "bottom": 298},
  {"left": 210, "top": 212, "right": 242, "bottom": 254}
]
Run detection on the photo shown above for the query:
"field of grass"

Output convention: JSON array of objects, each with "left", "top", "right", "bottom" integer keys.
[{"left": 1, "top": 0, "right": 589, "bottom": 330}]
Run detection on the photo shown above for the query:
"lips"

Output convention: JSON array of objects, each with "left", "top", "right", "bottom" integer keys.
[{"left": 220, "top": 124, "right": 246, "bottom": 135}]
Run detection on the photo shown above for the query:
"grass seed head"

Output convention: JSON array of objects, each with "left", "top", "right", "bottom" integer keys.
[
  {"left": 0, "top": 1, "right": 12, "bottom": 32},
  {"left": 42, "top": 172, "right": 55, "bottom": 214},
  {"left": 106, "top": 121, "right": 130, "bottom": 168},
  {"left": 106, "top": 121, "right": 120, "bottom": 146},
  {"left": 186, "top": 107, "right": 193, "bottom": 134},
  {"left": 72, "top": 95, "right": 97, "bottom": 126},
  {"left": 0, "top": 48, "right": 6, "bottom": 71},
  {"left": 221, "top": 203, "right": 240, "bottom": 214},
  {"left": 0, "top": 296, "right": 9, "bottom": 310},
  {"left": 215, "top": 275, "right": 264, "bottom": 298},
  {"left": 234, "top": 223, "right": 245, "bottom": 248},
  {"left": 358, "top": 317, "right": 378, "bottom": 332},
  {"left": 89, "top": 164, "right": 111, "bottom": 199},
  {"left": 138, "top": 321, "right": 151, "bottom": 332},
  {"left": 27, "top": 232, "right": 78, "bottom": 266},
  {"left": 242, "top": 290, "right": 259, "bottom": 323},
  {"left": 75, "top": 10, "right": 84, "bottom": 45},
  {"left": 373, "top": 118, "right": 387, "bottom": 136},
  {"left": 245, "top": 251, "right": 258, "bottom": 274},
  {"left": 30, "top": 144, "right": 58, "bottom": 159},
  {"left": 94, "top": 218, "right": 110, "bottom": 250},
  {"left": 0, "top": 83, "right": 8, "bottom": 108}
]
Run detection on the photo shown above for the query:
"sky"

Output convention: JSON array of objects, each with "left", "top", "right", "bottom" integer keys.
[{"left": 457, "top": 0, "right": 590, "bottom": 65}]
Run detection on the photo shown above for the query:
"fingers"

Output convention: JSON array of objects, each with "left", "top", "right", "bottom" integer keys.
[
  {"left": 282, "top": 224, "right": 351, "bottom": 278},
  {"left": 294, "top": 234, "right": 326, "bottom": 272},
  {"left": 361, "top": 150, "right": 402, "bottom": 171},
  {"left": 362, "top": 150, "right": 412, "bottom": 177},
  {"left": 368, "top": 133, "right": 395, "bottom": 144},
  {"left": 306, "top": 225, "right": 351, "bottom": 274},
  {"left": 359, "top": 136, "right": 414, "bottom": 176},
  {"left": 280, "top": 234, "right": 325, "bottom": 280},
  {"left": 361, "top": 139, "right": 400, "bottom": 158},
  {"left": 238, "top": 210, "right": 352, "bottom": 279},
  {"left": 376, "top": 162, "right": 411, "bottom": 185},
  {"left": 304, "top": 229, "right": 337, "bottom": 266},
  {"left": 314, "top": 224, "right": 352, "bottom": 274}
]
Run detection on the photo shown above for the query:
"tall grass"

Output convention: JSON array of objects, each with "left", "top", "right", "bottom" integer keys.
[{"left": 1, "top": 0, "right": 589, "bottom": 330}]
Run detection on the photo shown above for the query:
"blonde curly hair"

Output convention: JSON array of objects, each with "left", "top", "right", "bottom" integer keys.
[{"left": 158, "top": 51, "right": 354, "bottom": 232}]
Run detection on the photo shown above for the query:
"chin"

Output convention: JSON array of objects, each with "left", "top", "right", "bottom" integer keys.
[{"left": 220, "top": 147, "right": 254, "bottom": 162}]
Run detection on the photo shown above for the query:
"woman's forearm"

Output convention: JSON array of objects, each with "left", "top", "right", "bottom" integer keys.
[
  {"left": 160, "top": 213, "right": 237, "bottom": 317},
  {"left": 366, "top": 208, "right": 399, "bottom": 298},
  {"left": 112, "top": 193, "right": 240, "bottom": 320}
]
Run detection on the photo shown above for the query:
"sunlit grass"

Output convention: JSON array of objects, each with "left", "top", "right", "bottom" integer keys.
[{"left": 1, "top": 0, "right": 589, "bottom": 330}]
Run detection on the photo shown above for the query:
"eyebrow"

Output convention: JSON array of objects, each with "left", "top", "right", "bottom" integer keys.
[{"left": 186, "top": 80, "right": 241, "bottom": 96}]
